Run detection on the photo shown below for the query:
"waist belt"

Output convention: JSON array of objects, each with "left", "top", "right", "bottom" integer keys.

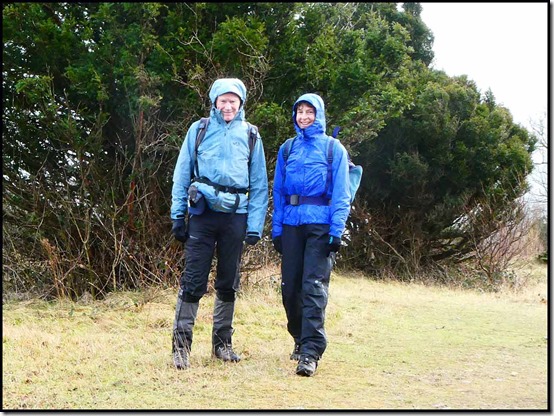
[
  {"left": 286, "top": 195, "right": 331, "bottom": 206},
  {"left": 194, "top": 176, "right": 248, "bottom": 194}
]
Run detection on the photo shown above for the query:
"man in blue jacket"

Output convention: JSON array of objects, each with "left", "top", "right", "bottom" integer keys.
[
  {"left": 171, "top": 78, "right": 268, "bottom": 369},
  {"left": 272, "top": 93, "right": 351, "bottom": 376}
]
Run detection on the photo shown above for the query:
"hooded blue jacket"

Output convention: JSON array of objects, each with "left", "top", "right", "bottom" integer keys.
[
  {"left": 272, "top": 93, "right": 351, "bottom": 239},
  {"left": 171, "top": 78, "right": 268, "bottom": 237}
]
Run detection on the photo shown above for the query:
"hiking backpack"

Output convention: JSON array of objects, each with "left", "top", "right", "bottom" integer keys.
[{"left": 282, "top": 127, "right": 363, "bottom": 204}]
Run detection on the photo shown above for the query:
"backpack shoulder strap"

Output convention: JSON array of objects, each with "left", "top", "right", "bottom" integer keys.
[
  {"left": 325, "top": 138, "right": 335, "bottom": 195},
  {"left": 281, "top": 137, "right": 296, "bottom": 188},
  {"left": 193, "top": 117, "right": 210, "bottom": 178},
  {"left": 246, "top": 122, "right": 258, "bottom": 161},
  {"left": 195, "top": 118, "right": 210, "bottom": 151},
  {"left": 328, "top": 126, "right": 340, "bottom": 193},
  {"left": 283, "top": 138, "right": 295, "bottom": 164},
  {"left": 327, "top": 137, "right": 335, "bottom": 162}
]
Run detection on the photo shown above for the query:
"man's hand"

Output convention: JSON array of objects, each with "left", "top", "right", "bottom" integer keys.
[
  {"left": 245, "top": 231, "right": 260, "bottom": 246},
  {"left": 272, "top": 236, "right": 283, "bottom": 254},
  {"left": 327, "top": 235, "right": 341, "bottom": 257},
  {"left": 172, "top": 218, "right": 188, "bottom": 243}
]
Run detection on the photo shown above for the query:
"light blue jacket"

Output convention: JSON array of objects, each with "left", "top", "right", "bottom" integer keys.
[
  {"left": 171, "top": 78, "right": 268, "bottom": 237},
  {"left": 272, "top": 93, "right": 351, "bottom": 239}
]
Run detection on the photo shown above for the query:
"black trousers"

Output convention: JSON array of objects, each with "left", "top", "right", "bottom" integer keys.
[
  {"left": 281, "top": 223, "right": 333, "bottom": 360},
  {"left": 180, "top": 209, "right": 247, "bottom": 302}
]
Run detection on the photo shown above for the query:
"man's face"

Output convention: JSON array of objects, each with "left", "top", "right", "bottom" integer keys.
[
  {"left": 216, "top": 93, "right": 241, "bottom": 122},
  {"left": 296, "top": 103, "right": 316, "bottom": 129}
]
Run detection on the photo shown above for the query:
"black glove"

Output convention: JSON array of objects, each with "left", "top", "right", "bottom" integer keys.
[
  {"left": 172, "top": 218, "right": 188, "bottom": 243},
  {"left": 272, "top": 236, "right": 283, "bottom": 254},
  {"left": 244, "top": 231, "right": 260, "bottom": 246},
  {"left": 327, "top": 235, "right": 341, "bottom": 257}
]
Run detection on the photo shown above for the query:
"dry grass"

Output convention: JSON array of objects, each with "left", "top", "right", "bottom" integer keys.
[{"left": 2, "top": 262, "right": 548, "bottom": 410}]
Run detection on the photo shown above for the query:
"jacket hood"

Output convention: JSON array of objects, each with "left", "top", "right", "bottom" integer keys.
[
  {"left": 209, "top": 78, "right": 247, "bottom": 106},
  {"left": 293, "top": 93, "right": 326, "bottom": 137},
  {"left": 209, "top": 78, "right": 247, "bottom": 123}
]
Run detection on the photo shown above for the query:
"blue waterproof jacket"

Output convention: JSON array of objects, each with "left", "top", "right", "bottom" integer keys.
[
  {"left": 272, "top": 93, "right": 351, "bottom": 239},
  {"left": 171, "top": 78, "right": 268, "bottom": 237}
]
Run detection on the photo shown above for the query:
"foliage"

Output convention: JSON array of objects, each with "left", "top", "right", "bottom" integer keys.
[
  {"left": 343, "top": 71, "right": 535, "bottom": 272},
  {"left": 2, "top": 3, "right": 536, "bottom": 298}
]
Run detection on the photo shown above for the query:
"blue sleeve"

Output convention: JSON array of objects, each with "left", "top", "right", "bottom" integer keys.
[
  {"left": 272, "top": 144, "right": 286, "bottom": 238},
  {"left": 329, "top": 140, "right": 351, "bottom": 238},
  {"left": 170, "top": 122, "right": 198, "bottom": 219},
  {"left": 246, "top": 133, "right": 269, "bottom": 236}
]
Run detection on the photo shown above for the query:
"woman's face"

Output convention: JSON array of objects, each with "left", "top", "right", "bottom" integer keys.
[{"left": 296, "top": 103, "right": 316, "bottom": 129}]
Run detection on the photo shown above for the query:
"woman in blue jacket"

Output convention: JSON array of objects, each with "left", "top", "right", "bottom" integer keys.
[{"left": 272, "top": 93, "right": 351, "bottom": 376}]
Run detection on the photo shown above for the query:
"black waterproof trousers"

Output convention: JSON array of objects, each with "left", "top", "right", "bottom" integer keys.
[
  {"left": 173, "top": 209, "right": 247, "bottom": 351},
  {"left": 281, "top": 223, "right": 333, "bottom": 361},
  {"left": 180, "top": 209, "right": 247, "bottom": 302}
]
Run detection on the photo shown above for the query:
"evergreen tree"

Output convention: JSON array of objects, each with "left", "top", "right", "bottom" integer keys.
[{"left": 2, "top": 3, "right": 535, "bottom": 296}]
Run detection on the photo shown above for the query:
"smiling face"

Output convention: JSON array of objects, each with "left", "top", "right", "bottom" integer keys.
[
  {"left": 295, "top": 102, "right": 316, "bottom": 129},
  {"left": 216, "top": 92, "right": 241, "bottom": 122}
]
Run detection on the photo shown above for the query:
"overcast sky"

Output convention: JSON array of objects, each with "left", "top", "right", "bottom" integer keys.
[
  {"left": 417, "top": 2, "right": 548, "bottom": 208},
  {"left": 418, "top": 2, "right": 548, "bottom": 130}
]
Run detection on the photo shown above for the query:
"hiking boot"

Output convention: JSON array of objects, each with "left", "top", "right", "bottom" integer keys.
[
  {"left": 296, "top": 356, "right": 317, "bottom": 377},
  {"left": 173, "top": 347, "right": 190, "bottom": 369},
  {"left": 213, "top": 344, "right": 241, "bottom": 362},
  {"left": 290, "top": 343, "right": 301, "bottom": 361}
]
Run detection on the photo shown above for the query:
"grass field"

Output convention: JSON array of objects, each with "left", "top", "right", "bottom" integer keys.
[{"left": 2, "top": 261, "right": 548, "bottom": 410}]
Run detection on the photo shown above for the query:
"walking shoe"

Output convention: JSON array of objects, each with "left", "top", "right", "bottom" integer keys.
[
  {"left": 173, "top": 347, "right": 190, "bottom": 369},
  {"left": 213, "top": 344, "right": 241, "bottom": 362},
  {"left": 296, "top": 356, "right": 317, "bottom": 377},
  {"left": 290, "top": 343, "right": 301, "bottom": 361}
]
